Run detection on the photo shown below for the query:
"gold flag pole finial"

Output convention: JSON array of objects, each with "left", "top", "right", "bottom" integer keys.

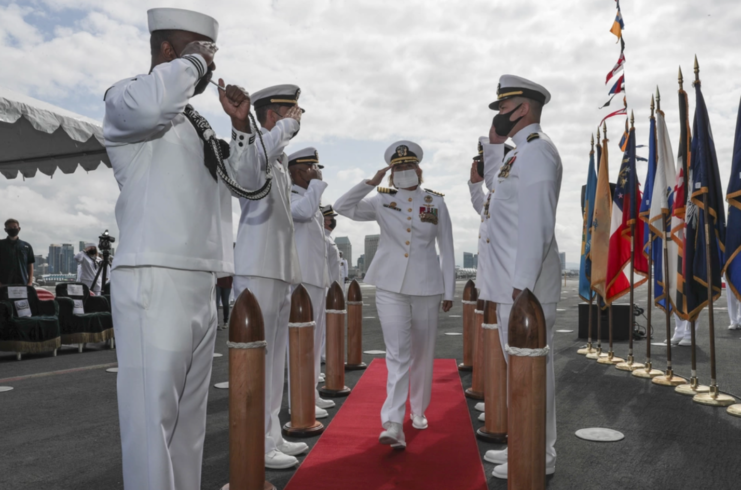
[
  {"left": 591, "top": 133, "right": 595, "bottom": 151},
  {"left": 603, "top": 121, "right": 607, "bottom": 140},
  {"left": 650, "top": 95, "right": 655, "bottom": 119},
  {"left": 679, "top": 67, "right": 684, "bottom": 91},
  {"left": 656, "top": 86, "right": 661, "bottom": 112},
  {"left": 630, "top": 110, "right": 635, "bottom": 128},
  {"left": 694, "top": 55, "right": 700, "bottom": 86}
]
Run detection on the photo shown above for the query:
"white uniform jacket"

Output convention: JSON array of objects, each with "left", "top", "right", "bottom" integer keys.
[
  {"left": 234, "top": 119, "right": 302, "bottom": 284},
  {"left": 103, "top": 54, "right": 258, "bottom": 274},
  {"left": 291, "top": 181, "right": 329, "bottom": 289},
  {"left": 485, "top": 123, "right": 562, "bottom": 304},
  {"left": 340, "top": 259, "right": 349, "bottom": 281},
  {"left": 325, "top": 230, "right": 342, "bottom": 287},
  {"left": 334, "top": 181, "right": 455, "bottom": 301},
  {"left": 75, "top": 252, "right": 105, "bottom": 291},
  {"left": 469, "top": 136, "right": 505, "bottom": 302}
]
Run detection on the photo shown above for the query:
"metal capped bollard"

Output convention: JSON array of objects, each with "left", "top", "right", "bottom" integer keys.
[
  {"left": 345, "top": 280, "right": 367, "bottom": 370},
  {"left": 465, "top": 299, "right": 486, "bottom": 400},
  {"left": 507, "top": 289, "right": 547, "bottom": 490},
  {"left": 283, "top": 285, "right": 325, "bottom": 437},
  {"left": 221, "top": 288, "right": 276, "bottom": 490},
  {"left": 319, "top": 281, "right": 351, "bottom": 397},
  {"left": 459, "top": 280, "right": 477, "bottom": 372},
  {"left": 477, "top": 300, "right": 507, "bottom": 443}
]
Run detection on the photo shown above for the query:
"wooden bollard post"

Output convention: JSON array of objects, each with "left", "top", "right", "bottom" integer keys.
[
  {"left": 507, "top": 289, "right": 547, "bottom": 490},
  {"left": 283, "top": 285, "right": 325, "bottom": 437},
  {"left": 320, "top": 282, "right": 351, "bottom": 397},
  {"left": 465, "top": 299, "right": 486, "bottom": 400},
  {"left": 459, "top": 280, "right": 477, "bottom": 372},
  {"left": 345, "top": 280, "right": 367, "bottom": 370},
  {"left": 221, "top": 289, "right": 276, "bottom": 490},
  {"left": 477, "top": 300, "right": 507, "bottom": 443}
]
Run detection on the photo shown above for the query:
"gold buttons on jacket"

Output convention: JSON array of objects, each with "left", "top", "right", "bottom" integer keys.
[
  {"left": 407, "top": 228, "right": 411, "bottom": 232},
  {"left": 487, "top": 239, "right": 490, "bottom": 243},
  {"left": 408, "top": 198, "right": 413, "bottom": 202},
  {"left": 407, "top": 217, "right": 411, "bottom": 220},
  {"left": 404, "top": 253, "right": 409, "bottom": 258},
  {"left": 408, "top": 208, "right": 412, "bottom": 212},
  {"left": 405, "top": 241, "right": 410, "bottom": 245}
]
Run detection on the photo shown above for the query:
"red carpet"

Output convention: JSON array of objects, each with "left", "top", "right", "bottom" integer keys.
[{"left": 284, "top": 359, "right": 488, "bottom": 490}]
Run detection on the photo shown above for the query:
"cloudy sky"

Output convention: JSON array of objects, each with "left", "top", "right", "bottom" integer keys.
[{"left": 1, "top": 0, "right": 740, "bottom": 269}]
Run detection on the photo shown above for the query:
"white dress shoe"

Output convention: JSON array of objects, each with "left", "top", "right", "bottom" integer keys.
[
  {"left": 316, "top": 397, "right": 335, "bottom": 409},
  {"left": 379, "top": 422, "right": 406, "bottom": 449},
  {"left": 728, "top": 324, "right": 741, "bottom": 330},
  {"left": 491, "top": 457, "right": 556, "bottom": 479},
  {"left": 678, "top": 336, "right": 692, "bottom": 346},
  {"left": 318, "top": 373, "right": 326, "bottom": 382},
  {"left": 474, "top": 402, "right": 485, "bottom": 412},
  {"left": 315, "top": 406, "right": 329, "bottom": 419},
  {"left": 265, "top": 449, "right": 298, "bottom": 469},
  {"left": 277, "top": 439, "right": 308, "bottom": 456},
  {"left": 410, "top": 413, "right": 428, "bottom": 430},
  {"left": 484, "top": 448, "right": 507, "bottom": 465},
  {"left": 478, "top": 413, "right": 485, "bottom": 422}
]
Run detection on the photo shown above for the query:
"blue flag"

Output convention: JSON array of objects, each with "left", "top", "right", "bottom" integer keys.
[
  {"left": 683, "top": 82, "right": 726, "bottom": 321},
  {"left": 579, "top": 144, "right": 598, "bottom": 301},
  {"left": 640, "top": 116, "right": 657, "bottom": 259},
  {"left": 723, "top": 98, "right": 741, "bottom": 301}
]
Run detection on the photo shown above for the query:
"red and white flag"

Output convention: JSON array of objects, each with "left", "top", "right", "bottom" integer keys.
[{"left": 605, "top": 52, "right": 626, "bottom": 85}]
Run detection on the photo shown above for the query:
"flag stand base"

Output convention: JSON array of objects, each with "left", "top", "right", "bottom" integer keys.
[
  {"left": 693, "top": 392, "right": 736, "bottom": 407},
  {"left": 598, "top": 354, "right": 623, "bottom": 365},
  {"left": 631, "top": 367, "right": 663, "bottom": 378},
  {"left": 578, "top": 346, "right": 597, "bottom": 355},
  {"left": 587, "top": 351, "right": 609, "bottom": 360},
  {"left": 652, "top": 374, "right": 687, "bottom": 387},
  {"left": 676, "top": 381, "right": 709, "bottom": 396},
  {"left": 616, "top": 360, "right": 644, "bottom": 372},
  {"left": 726, "top": 404, "right": 741, "bottom": 417}
]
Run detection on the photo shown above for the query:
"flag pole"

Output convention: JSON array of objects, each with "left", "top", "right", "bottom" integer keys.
[
  {"left": 634, "top": 94, "right": 663, "bottom": 378},
  {"left": 618, "top": 111, "right": 644, "bottom": 371},
  {"left": 688, "top": 57, "right": 735, "bottom": 407},
  {"left": 580, "top": 135, "right": 598, "bottom": 355},
  {"left": 590, "top": 123, "right": 610, "bottom": 361}
]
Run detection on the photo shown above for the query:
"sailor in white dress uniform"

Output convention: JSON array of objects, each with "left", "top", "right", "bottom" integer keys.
[
  {"left": 334, "top": 140, "right": 455, "bottom": 449},
  {"left": 479, "top": 75, "right": 562, "bottom": 479},
  {"left": 104, "top": 8, "right": 261, "bottom": 490},
  {"left": 288, "top": 147, "right": 335, "bottom": 414},
  {"left": 232, "top": 84, "right": 309, "bottom": 469},
  {"left": 74, "top": 243, "right": 107, "bottom": 294}
]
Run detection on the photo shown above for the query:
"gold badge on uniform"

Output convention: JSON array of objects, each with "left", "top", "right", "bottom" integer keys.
[
  {"left": 390, "top": 201, "right": 397, "bottom": 208},
  {"left": 424, "top": 195, "right": 433, "bottom": 204}
]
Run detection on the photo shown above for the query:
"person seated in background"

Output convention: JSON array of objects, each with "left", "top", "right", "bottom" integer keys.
[{"left": 0, "top": 219, "right": 35, "bottom": 287}]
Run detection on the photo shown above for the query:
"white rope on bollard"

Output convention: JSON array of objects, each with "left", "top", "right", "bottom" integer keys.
[
  {"left": 288, "top": 321, "right": 316, "bottom": 328},
  {"left": 474, "top": 310, "right": 484, "bottom": 315},
  {"left": 346, "top": 301, "right": 363, "bottom": 305},
  {"left": 462, "top": 300, "right": 478, "bottom": 305},
  {"left": 326, "top": 309, "right": 347, "bottom": 314},
  {"left": 505, "top": 344, "right": 550, "bottom": 357},
  {"left": 482, "top": 323, "right": 499, "bottom": 330},
  {"left": 227, "top": 340, "right": 267, "bottom": 349}
]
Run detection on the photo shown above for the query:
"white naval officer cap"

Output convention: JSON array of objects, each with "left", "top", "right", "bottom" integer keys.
[
  {"left": 85, "top": 242, "right": 96, "bottom": 248},
  {"left": 384, "top": 141, "right": 424, "bottom": 166},
  {"left": 489, "top": 74, "right": 551, "bottom": 110},
  {"left": 252, "top": 84, "right": 305, "bottom": 113},
  {"left": 287, "top": 147, "right": 323, "bottom": 169},
  {"left": 147, "top": 8, "right": 219, "bottom": 42},
  {"left": 321, "top": 205, "right": 338, "bottom": 217}
]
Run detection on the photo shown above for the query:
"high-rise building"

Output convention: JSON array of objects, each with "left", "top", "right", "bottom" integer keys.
[
  {"left": 48, "top": 244, "right": 62, "bottom": 274},
  {"left": 463, "top": 252, "right": 478, "bottom": 269},
  {"left": 61, "top": 244, "right": 75, "bottom": 274},
  {"left": 364, "top": 234, "right": 380, "bottom": 272},
  {"left": 559, "top": 252, "right": 566, "bottom": 270},
  {"left": 335, "top": 236, "right": 352, "bottom": 268},
  {"left": 357, "top": 254, "right": 365, "bottom": 272},
  {"left": 79, "top": 241, "right": 86, "bottom": 252}
]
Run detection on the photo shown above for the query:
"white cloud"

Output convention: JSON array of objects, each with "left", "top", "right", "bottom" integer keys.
[{"left": 2, "top": 0, "right": 741, "bottom": 270}]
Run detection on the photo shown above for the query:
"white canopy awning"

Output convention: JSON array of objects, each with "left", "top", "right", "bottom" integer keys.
[{"left": 0, "top": 87, "right": 110, "bottom": 180}]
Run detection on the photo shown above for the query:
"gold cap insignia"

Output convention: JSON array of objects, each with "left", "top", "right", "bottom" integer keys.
[
  {"left": 424, "top": 195, "right": 433, "bottom": 203},
  {"left": 396, "top": 145, "right": 408, "bottom": 158}
]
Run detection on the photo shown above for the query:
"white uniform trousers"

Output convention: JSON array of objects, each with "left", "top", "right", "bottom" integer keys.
[
  {"left": 497, "top": 302, "right": 557, "bottom": 460},
  {"left": 726, "top": 275, "right": 741, "bottom": 326},
  {"left": 233, "top": 275, "right": 291, "bottom": 453},
  {"left": 287, "top": 283, "right": 327, "bottom": 405},
  {"left": 112, "top": 266, "right": 217, "bottom": 490},
  {"left": 376, "top": 289, "right": 441, "bottom": 426}
]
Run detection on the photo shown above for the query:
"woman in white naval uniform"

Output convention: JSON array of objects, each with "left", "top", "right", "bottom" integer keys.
[{"left": 334, "top": 140, "right": 454, "bottom": 449}]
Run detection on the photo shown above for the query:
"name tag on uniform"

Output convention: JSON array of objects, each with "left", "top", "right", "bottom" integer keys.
[
  {"left": 73, "top": 299, "right": 85, "bottom": 315},
  {"left": 383, "top": 202, "right": 402, "bottom": 212},
  {"left": 14, "top": 300, "right": 31, "bottom": 317},
  {"left": 68, "top": 284, "right": 84, "bottom": 297},
  {"left": 8, "top": 287, "right": 27, "bottom": 299}
]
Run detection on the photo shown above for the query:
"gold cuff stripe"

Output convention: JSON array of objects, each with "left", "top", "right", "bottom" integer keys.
[{"left": 498, "top": 90, "right": 524, "bottom": 99}]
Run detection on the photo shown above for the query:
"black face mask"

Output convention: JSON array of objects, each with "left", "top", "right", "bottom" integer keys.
[
  {"left": 5, "top": 228, "right": 19, "bottom": 237},
  {"left": 329, "top": 218, "right": 337, "bottom": 230},
  {"left": 193, "top": 68, "right": 213, "bottom": 96},
  {"left": 492, "top": 104, "right": 524, "bottom": 137}
]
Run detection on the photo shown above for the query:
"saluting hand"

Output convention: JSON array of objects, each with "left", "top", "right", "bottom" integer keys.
[
  {"left": 285, "top": 105, "right": 303, "bottom": 123},
  {"left": 470, "top": 160, "right": 483, "bottom": 184},
  {"left": 180, "top": 41, "right": 217, "bottom": 67},
  {"left": 218, "top": 78, "right": 252, "bottom": 133},
  {"left": 367, "top": 166, "right": 392, "bottom": 186},
  {"left": 489, "top": 123, "right": 507, "bottom": 145}
]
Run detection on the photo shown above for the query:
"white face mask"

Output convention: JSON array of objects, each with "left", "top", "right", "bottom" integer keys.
[{"left": 393, "top": 169, "right": 419, "bottom": 189}]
